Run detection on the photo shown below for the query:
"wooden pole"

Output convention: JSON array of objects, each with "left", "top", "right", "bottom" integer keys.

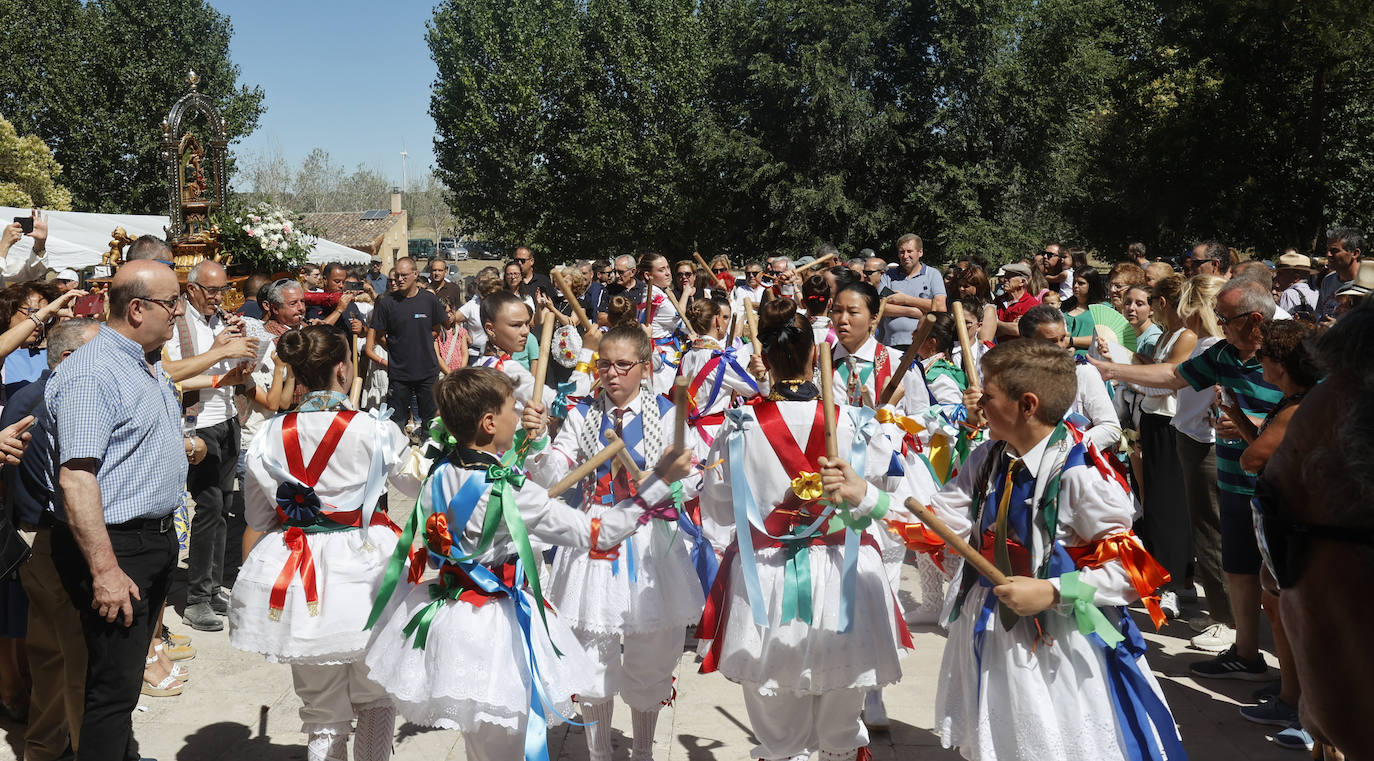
[
  {"left": 904, "top": 497, "right": 1011, "bottom": 586},
  {"left": 531, "top": 310, "right": 557, "bottom": 401},
  {"left": 552, "top": 270, "right": 593, "bottom": 332},
  {"left": 692, "top": 251, "right": 712, "bottom": 273},
  {"left": 744, "top": 298, "right": 759, "bottom": 345},
  {"left": 877, "top": 313, "right": 938, "bottom": 407},
  {"left": 951, "top": 301, "right": 980, "bottom": 390},
  {"left": 672, "top": 376, "right": 689, "bottom": 450},
  {"left": 818, "top": 342, "right": 839, "bottom": 459},
  {"left": 794, "top": 252, "right": 836, "bottom": 276},
  {"left": 603, "top": 430, "right": 646, "bottom": 481},
  {"left": 661, "top": 286, "right": 697, "bottom": 340},
  {"left": 546, "top": 438, "right": 626, "bottom": 496}
]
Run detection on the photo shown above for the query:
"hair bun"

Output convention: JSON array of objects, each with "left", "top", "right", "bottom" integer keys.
[
  {"left": 276, "top": 328, "right": 308, "bottom": 366},
  {"left": 756, "top": 297, "right": 798, "bottom": 337}
]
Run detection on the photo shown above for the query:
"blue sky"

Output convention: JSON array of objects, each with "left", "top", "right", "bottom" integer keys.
[{"left": 216, "top": 0, "right": 439, "bottom": 188}]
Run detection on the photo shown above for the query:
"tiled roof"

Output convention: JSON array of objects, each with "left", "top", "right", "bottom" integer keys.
[{"left": 301, "top": 211, "right": 403, "bottom": 252}]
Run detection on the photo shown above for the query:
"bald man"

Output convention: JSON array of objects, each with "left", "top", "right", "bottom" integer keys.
[
  {"left": 165, "top": 260, "right": 259, "bottom": 632},
  {"left": 45, "top": 261, "right": 191, "bottom": 761}
]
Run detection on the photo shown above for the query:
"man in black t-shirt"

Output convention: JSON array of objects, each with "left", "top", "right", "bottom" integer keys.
[
  {"left": 515, "top": 246, "right": 555, "bottom": 302},
  {"left": 365, "top": 257, "right": 444, "bottom": 433}
]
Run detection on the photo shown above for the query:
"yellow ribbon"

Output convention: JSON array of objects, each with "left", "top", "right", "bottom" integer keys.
[
  {"left": 790, "top": 471, "right": 824, "bottom": 501},
  {"left": 875, "top": 408, "right": 926, "bottom": 438}
]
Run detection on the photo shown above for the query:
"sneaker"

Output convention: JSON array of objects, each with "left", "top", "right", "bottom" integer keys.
[
  {"left": 1273, "top": 722, "right": 1314, "bottom": 751},
  {"left": 1158, "top": 590, "right": 1180, "bottom": 620},
  {"left": 181, "top": 602, "right": 224, "bottom": 632},
  {"left": 861, "top": 690, "right": 889, "bottom": 731},
  {"left": 1239, "top": 697, "right": 1298, "bottom": 726},
  {"left": 209, "top": 589, "right": 231, "bottom": 615},
  {"left": 1186, "top": 613, "right": 1216, "bottom": 633},
  {"left": 1190, "top": 622, "right": 1237, "bottom": 652},
  {"left": 161, "top": 625, "right": 192, "bottom": 647},
  {"left": 1251, "top": 679, "right": 1283, "bottom": 701},
  {"left": 1189, "top": 646, "right": 1269, "bottom": 681}
]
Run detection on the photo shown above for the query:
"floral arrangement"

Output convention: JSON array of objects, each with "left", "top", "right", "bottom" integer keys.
[{"left": 215, "top": 201, "right": 314, "bottom": 273}]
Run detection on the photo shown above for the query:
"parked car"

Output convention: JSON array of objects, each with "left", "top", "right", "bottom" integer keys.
[
  {"left": 466, "top": 240, "right": 503, "bottom": 260},
  {"left": 409, "top": 238, "right": 436, "bottom": 258},
  {"left": 437, "top": 237, "right": 457, "bottom": 258}
]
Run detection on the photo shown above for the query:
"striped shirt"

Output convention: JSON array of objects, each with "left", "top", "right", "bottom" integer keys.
[
  {"left": 1178, "top": 341, "right": 1282, "bottom": 495},
  {"left": 45, "top": 325, "right": 188, "bottom": 523}
]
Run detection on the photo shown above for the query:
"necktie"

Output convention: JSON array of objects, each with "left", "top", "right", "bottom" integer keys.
[
  {"left": 846, "top": 357, "right": 863, "bottom": 406},
  {"left": 993, "top": 458, "right": 1027, "bottom": 630}
]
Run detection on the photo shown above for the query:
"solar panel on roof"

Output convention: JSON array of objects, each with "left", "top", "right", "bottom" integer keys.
[{"left": 360, "top": 209, "right": 389, "bottom": 220}]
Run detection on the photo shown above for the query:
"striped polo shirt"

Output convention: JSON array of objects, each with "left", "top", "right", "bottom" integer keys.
[{"left": 1178, "top": 341, "right": 1282, "bottom": 495}]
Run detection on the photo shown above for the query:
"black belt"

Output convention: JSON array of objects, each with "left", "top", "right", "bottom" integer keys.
[{"left": 107, "top": 513, "right": 175, "bottom": 534}]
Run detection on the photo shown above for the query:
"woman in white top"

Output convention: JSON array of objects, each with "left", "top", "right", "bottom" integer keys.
[
  {"left": 230, "top": 325, "right": 421, "bottom": 761},
  {"left": 676, "top": 294, "right": 765, "bottom": 452},
  {"left": 634, "top": 253, "right": 687, "bottom": 395}
]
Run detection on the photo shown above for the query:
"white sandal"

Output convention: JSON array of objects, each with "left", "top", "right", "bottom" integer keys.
[
  {"left": 153, "top": 643, "right": 190, "bottom": 680},
  {"left": 142, "top": 654, "right": 185, "bottom": 697}
]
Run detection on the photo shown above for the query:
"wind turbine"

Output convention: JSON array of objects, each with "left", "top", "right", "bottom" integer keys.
[{"left": 400, "top": 142, "right": 409, "bottom": 192}]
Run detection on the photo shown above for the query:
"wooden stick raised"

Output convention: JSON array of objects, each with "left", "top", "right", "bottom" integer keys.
[
  {"left": 672, "top": 376, "right": 689, "bottom": 450},
  {"left": 904, "top": 497, "right": 1010, "bottom": 586},
  {"left": 744, "top": 298, "right": 759, "bottom": 345},
  {"left": 546, "top": 438, "right": 626, "bottom": 496},
  {"left": 692, "top": 251, "right": 712, "bottom": 273},
  {"left": 603, "top": 430, "right": 646, "bottom": 481},
  {"left": 661, "top": 286, "right": 698, "bottom": 340},
  {"left": 532, "top": 310, "right": 556, "bottom": 397},
  {"left": 877, "top": 313, "right": 938, "bottom": 407},
  {"left": 552, "top": 270, "right": 593, "bottom": 332},
  {"left": 951, "top": 301, "right": 980, "bottom": 390},
  {"left": 795, "top": 252, "right": 836, "bottom": 276},
  {"left": 818, "top": 342, "right": 839, "bottom": 459}
]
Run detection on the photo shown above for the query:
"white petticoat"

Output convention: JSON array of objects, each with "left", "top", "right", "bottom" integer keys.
[
  {"left": 697, "top": 542, "right": 909, "bottom": 695},
  {"left": 229, "top": 524, "right": 399, "bottom": 665},
  {"left": 936, "top": 584, "right": 1176, "bottom": 761},
  {"left": 547, "top": 508, "right": 705, "bottom": 634},
  {"left": 363, "top": 579, "right": 605, "bottom": 733}
]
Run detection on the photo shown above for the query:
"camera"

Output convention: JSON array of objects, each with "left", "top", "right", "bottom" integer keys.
[{"left": 12, "top": 216, "right": 33, "bottom": 234}]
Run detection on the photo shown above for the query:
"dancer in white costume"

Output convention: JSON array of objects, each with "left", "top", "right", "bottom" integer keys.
[
  {"left": 364, "top": 367, "right": 693, "bottom": 761},
  {"left": 675, "top": 294, "right": 765, "bottom": 453},
  {"left": 925, "top": 340, "right": 1183, "bottom": 761},
  {"left": 469, "top": 290, "right": 551, "bottom": 411},
  {"left": 696, "top": 299, "right": 917, "bottom": 761},
  {"left": 525, "top": 324, "right": 706, "bottom": 761},
  {"left": 229, "top": 325, "right": 421, "bottom": 761},
  {"left": 632, "top": 253, "right": 687, "bottom": 396}
]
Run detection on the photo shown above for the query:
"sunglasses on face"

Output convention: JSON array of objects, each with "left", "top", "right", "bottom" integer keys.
[
  {"left": 1215, "top": 310, "right": 1256, "bottom": 326},
  {"left": 713, "top": 267, "right": 728, "bottom": 273},
  {"left": 863, "top": 269, "right": 883, "bottom": 276},
  {"left": 1252, "top": 478, "right": 1374, "bottom": 589},
  {"left": 515, "top": 257, "right": 532, "bottom": 264},
  {"left": 745, "top": 270, "right": 762, "bottom": 276}
]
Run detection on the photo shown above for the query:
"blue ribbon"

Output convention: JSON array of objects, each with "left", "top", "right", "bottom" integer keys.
[
  {"left": 551, "top": 380, "right": 578, "bottom": 420},
  {"left": 694, "top": 347, "right": 759, "bottom": 420},
  {"left": 1097, "top": 609, "right": 1189, "bottom": 761}
]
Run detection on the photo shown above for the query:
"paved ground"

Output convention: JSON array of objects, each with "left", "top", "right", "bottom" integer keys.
[{"left": 0, "top": 489, "right": 1299, "bottom": 761}]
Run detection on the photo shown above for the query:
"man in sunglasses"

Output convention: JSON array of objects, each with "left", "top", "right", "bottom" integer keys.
[
  {"left": 513, "top": 245, "right": 555, "bottom": 304},
  {"left": 1185, "top": 240, "right": 1232, "bottom": 278},
  {"left": 862, "top": 255, "right": 888, "bottom": 290},
  {"left": 731, "top": 261, "right": 767, "bottom": 316},
  {"left": 162, "top": 260, "right": 261, "bottom": 631},
  {"left": 598, "top": 254, "right": 640, "bottom": 324},
  {"left": 1088, "top": 278, "right": 1283, "bottom": 679}
]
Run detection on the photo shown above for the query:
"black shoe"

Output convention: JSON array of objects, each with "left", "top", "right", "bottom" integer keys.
[
  {"left": 1251, "top": 678, "right": 1283, "bottom": 701},
  {"left": 182, "top": 602, "right": 224, "bottom": 632},
  {"left": 1189, "top": 645, "right": 1269, "bottom": 681},
  {"left": 209, "top": 589, "right": 230, "bottom": 615}
]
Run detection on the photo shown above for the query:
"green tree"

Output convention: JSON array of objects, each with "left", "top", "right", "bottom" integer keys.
[
  {"left": 0, "top": 114, "right": 74, "bottom": 210},
  {"left": 0, "top": 0, "right": 264, "bottom": 214}
]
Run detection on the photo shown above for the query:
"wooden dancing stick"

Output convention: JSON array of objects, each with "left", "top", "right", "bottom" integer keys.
[
  {"left": 603, "top": 430, "right": 646, "bottom": 481},
  {"left": 692, "top": 251, "right": 712, "bottom": 273},
  {"left": 904, "top": 497, "right": 1011, "bottom": 587},
  {"left": 349, "top": 377, "right": 363, "bottom": 408},
  {"left": 951, "top": 301, "right": 980, "bottom": 390},
  {"left": 532, "top": 310, "right": 557, "bottom": 397},
  {"left": 818, "top": 342, "right": 839, "bottom": 459},
  {"left": 552, "top": 270, "right": 594, "bottom": 332},
  {"left": 744, "top": 298, "right": 759, "bottom": 345},
  {"left": 877, "top": 313, "right": 938, "bottom": 408},
  {"left": 794, "top": 252, "right": 836, "bottom": 276},
  {"left": 546, "top": 438, "right": 626, "bottom": 496},
  {"left": 661, "top": 286, "right": 698, "bottom": 340},
  {"left": 672, "top": 376, "right": 689, "bottom": 450}
]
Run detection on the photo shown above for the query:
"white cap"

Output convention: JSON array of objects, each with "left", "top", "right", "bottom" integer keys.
[{"left": 55, "top": 268, "right": 79, "bottom": 282}]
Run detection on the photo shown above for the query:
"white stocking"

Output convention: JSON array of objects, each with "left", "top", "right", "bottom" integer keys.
[
  {"left": 630, "top": 708, "right": 660, "bottom": 760},
  {"left": 353, "top": 701, "right": 396, "bottom": 761},
  {"left": 581, "top": 699, "right": 615, "bottom": 761},
  {"left": 307, "top": 729, "right": 349, "bottom": 761}
]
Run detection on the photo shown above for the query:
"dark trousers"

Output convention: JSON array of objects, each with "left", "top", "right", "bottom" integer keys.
[
  {"left": 186, "top": 418, "right": 240, "bottom": 605},
  {"left": 1174, "top": 429, "right": 1233, "bottom": 625},
  {"left": 388, "top": 375, "right": 437, "bottom": 431},
  {"left": 52, "top": 518, "right": 176, "bottom": 761},
  {"left": 1136, "top": 413, "right": 1191, "bottom": 589}
]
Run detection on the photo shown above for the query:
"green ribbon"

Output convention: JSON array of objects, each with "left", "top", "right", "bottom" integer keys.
[
  {"left": 365, "top": 493, "right": 424, "bottom": 631},
  {"left": 402, "top": 578, "right": 465, "bottom": 649},
  {"left": 779, "top": 528, "right": 815, "bottom": 625},
  {"left": 1058, "top": 571, "right": 1125, "bottom": 648}
]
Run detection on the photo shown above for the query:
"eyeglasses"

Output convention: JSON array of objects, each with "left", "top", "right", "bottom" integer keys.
[
  {"left": 712, "top": 267, "right": 728, "bottom": 273},
  {"left": 1252, "top": 480, "right": 1374, "bottom": 589},
  {"left": 614, "top": 268, "right": 632, "bottom": 276},
  {"left": 190, "top": 283, "right": 232, "bottom": 296},
  {"left": 745, "top": 270, "right": 762, "bottom": 276},
  {"left": 863, "top": 269, "right": 884, "bottom": 276},
  {"left": 515, "top": 257, "right": 532, "bottom": 264},
  {"left": 136, "top": 295, "right": 181, "bottom": 313},
  {"left": 1215, "top": 310, "right": 1257, "bottom": 326},
  {"left": 594, "top": 359, "right": 647, "bottom": 374}
]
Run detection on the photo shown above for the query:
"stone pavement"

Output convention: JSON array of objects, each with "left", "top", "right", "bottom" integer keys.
[{"left": 0, "top": 508, "right": 1299, "bottom": 761}]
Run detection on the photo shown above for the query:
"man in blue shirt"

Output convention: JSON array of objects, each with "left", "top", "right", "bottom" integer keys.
[
  {"left": 47, "top": 261, "right": 189, "bottom": 761},
  {"left": 877, "top": 233, "right": 947, "bottom": 349},
  {"left": 6, "top": 318, "right": 99, "bottom": 761}
]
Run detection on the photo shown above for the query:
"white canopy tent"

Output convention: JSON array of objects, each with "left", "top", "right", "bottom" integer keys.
[{"left": 1, "top": 207, "right": 371, "bottom": 272}]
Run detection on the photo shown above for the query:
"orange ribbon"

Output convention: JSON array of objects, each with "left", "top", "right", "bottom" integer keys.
[
  {"left": 885, "top": 520, "right": 947, "bottom": 572},
  {"left": 425, "top": 513, "right": 453, "bottom": 557},
  {"left": 1068, "top": 532, "right": 1172, "bottom": 630},
  {"left": 407, "top": 547, "right": 430, "bottom": 585}
]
